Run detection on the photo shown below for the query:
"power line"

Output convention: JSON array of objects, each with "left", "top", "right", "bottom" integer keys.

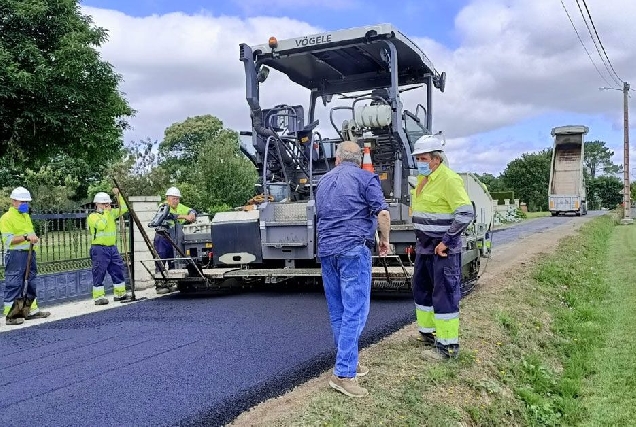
[
  {"left": 579, "top": 0, "right": 624, "bottom": 84},
  {"left": 559, "top": 0, "right": 614, "bottom": 88},
  {"left": 574, "top": 0, "right": 622, "bottom": 87}
]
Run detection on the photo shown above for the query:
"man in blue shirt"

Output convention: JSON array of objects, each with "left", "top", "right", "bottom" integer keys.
[{"left": 316, "top": 140, "right": 391, "bottom": 398}]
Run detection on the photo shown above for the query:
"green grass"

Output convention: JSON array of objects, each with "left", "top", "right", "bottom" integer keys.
[
  {"left": 525, "top": 211, "right": 551, "bottom": 219},
  {"left": 578, "top": 223, "right": 636, "bottom": 426},
  {"left": 238, "top": 213, "right": 636, "bottom": 427}
]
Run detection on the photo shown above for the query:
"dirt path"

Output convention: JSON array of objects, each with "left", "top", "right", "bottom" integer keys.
[{"left": 228, "top": 214, "right": 600, "bottom": 427}]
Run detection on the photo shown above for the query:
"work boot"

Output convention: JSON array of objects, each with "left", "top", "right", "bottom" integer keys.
[
  {"left": 114, "top": 294, "right": 131, "bottom": 302},
  {"left": 25, "top": 311, "right": 51, "bottom": 320},
  {"left": 156, "top": 287, "right": 170, "bottom": 295},
  {"left": 421, "top": 346, "right": 458, "bottom": 362},
  {"left": 329, "top": 375, "right": 368, "bottom": 398},
  {"left": 356, "top": 364, "right": 369, "bottom": 377},
  {"left": 5, "top": 317, "right": 24, "bottom": 326},
  {"left": 94, "top": 297, "right": 109, "bottom": 306},
  {"left": 413, "top": 332, "right": 436, "bottom": 347}
]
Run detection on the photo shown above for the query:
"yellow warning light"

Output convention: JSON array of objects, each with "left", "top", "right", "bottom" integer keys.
[
  {"left": 268, "top": 37, "right": 278, "bottom": 48},
  {"left": 299, "top": 178, "right": 308, "bottom": 184},
  {"left": 205, "top": 243, "right": 213, "bottom": 248}
]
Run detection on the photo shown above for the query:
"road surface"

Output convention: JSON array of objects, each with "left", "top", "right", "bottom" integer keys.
[
  {"left": 0, "top": 212, "right": 603, "bottom": 427},
  {"left": 492, "top": 210, "right": 605, "bottom": 246}
]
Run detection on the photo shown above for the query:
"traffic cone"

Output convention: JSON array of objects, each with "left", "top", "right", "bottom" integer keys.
[{"left": 362, "top": 143, "right": 374, "bottom": 173}]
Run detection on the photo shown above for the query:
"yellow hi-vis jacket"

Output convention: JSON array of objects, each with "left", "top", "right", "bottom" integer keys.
[
  {"left": 0, "top": 207, "right": 37, "bottom": 251},
  {"left": 410, "top": 163, "right": 474, "bottom": 254},
  {"left": 87, "top": 195, "right": 128, "bottom": 246}
]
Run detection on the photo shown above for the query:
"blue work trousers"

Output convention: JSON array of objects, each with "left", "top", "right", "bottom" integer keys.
[
  {"left": 412, "top": 252, "right": 462, "bottom": 355},
  {"left": 153, "top": 234, "right": 174, "bottom": 272},
  {"left": 90, "top": 245, "right": 125, "bottom": 286},
  {"left": 3, "top": 250, "right": 40, "bottom": 309},
  {"left": 319, "top": 244, "right": 372, "bottom": 378}
]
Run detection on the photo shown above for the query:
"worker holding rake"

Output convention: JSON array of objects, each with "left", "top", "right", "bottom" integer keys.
[
  {"left": 0, "top": 186, "right": 51, "bottom": 325},
  {"left": 88, "top": 188, "right": 130, "bottom": 305}
]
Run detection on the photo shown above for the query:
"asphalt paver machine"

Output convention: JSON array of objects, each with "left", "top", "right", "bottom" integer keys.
[{"left": 149, "top": 24, "right": 493, "bottom": 295}]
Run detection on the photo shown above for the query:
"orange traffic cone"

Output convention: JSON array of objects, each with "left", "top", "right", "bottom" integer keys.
[{"left": 362, "top": 144, "right": 374, "bottom": 173}]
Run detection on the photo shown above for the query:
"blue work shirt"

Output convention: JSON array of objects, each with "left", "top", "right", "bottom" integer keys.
[{"left": 315, "top": 161, "right": 389, "bottom": 257}]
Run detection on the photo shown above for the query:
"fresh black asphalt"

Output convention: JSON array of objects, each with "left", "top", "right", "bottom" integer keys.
[
  {"left": 0, "top": 212, "right": 603, "bottom": 426},
  {"left": 0, "top": 289, "right": 414, "bottom": 427}
]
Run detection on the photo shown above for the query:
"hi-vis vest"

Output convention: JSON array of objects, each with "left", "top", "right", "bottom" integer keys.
[
  {"left": 0, "top": 207, "right": 37, "bottom": 251},
  {"left": 410, "top": 163, "right": 474, "bottom": 242},
  {"left": 88, "top": 195, "right": 128, "bottom": 246},
  {"left": 165, "top": 203, "right": 194, "bottom": 227}
]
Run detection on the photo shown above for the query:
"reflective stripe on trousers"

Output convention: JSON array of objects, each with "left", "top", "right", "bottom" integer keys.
[{"left": 412, "top": 252, "right": 461, "bottom": 356}]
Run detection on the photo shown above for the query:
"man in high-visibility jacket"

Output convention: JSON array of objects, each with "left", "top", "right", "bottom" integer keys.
[
  {"left": 153, "top": 186, "right": 196, "bottom": 294},
  {"left": 410, "top": 135, "right": 474, "bottom": 360},
  {"left": 0, "top": 186, "right": 51, "bottom": 325},
  {"left": 88, "top": 189, "right": 130, "bottom": 305}
]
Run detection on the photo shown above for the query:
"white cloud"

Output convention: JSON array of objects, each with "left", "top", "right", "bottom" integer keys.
[
  {"left": 82, "top": 0, "right": 636, "bottom": 175},
  {"left": 232, "top": 0, "right": 359, "bottom": 11}
]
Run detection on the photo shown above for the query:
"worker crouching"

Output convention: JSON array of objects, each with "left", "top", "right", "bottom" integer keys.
[
  {"left": 0, "top": 186, "right": 51, "bottom": 325},
  {"left": 88, "top": 189, "right": 130, "bottom": 305},
  {"left": 410, "top": 135, "right": 474, "bottom": 360}
]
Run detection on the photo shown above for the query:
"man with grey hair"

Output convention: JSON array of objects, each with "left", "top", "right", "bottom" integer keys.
[{"left": 315, "top": 140, "right": 391, "bottom": 398}]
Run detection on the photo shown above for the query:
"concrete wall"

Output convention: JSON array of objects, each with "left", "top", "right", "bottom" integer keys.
[{"left": 129, "top": 196, "right": 160, "bottom": 290}]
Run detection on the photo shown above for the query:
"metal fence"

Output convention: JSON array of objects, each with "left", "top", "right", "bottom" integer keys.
[{"left": 0, "top": 209, "right": 131, "bottom": 279}]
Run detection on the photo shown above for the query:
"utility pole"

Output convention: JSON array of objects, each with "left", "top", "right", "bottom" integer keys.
[
  {"left": 600, "top": 82, "right": 633, "bottom": 224},
  {"left": 621, "top": 81, "right": 632, "bottom": 224}
]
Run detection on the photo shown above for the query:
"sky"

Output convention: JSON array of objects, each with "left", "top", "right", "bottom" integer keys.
[{"left": 79, "top": 0, "right": 635, "bottom": 176}]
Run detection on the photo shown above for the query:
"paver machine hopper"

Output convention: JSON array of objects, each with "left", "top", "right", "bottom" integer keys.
[{"left": 151, "top": 24, "right": 493, "bottom": 295}]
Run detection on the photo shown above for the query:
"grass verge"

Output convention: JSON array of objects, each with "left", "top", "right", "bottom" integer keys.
[
  {"left": 578, "top": 220, "right": 636, "bottom": 426},
  {"left": 253, "top": 214, "right": 628, "bottom": 427},
  {"left": 525, "top": 211, "right": 551, "bottom": 219}
]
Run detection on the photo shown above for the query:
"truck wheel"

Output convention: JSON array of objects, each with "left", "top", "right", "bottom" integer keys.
[{"left": 551, "top": 212, "right": 558, "bottom": 217}]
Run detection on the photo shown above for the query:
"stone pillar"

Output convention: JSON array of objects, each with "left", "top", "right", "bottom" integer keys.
[
  {"left": 129, "top": 196, "right": 160, "bottom": 290},
  {"left": 514, "top": 198, "right": 520, "bottom": 208}
]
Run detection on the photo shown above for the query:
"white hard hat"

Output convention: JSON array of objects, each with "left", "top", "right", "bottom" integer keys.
[
  {"left": 412, "top": 135, "right": 446, "bottom": 156},
  {"left": 165, "top": 186, "right": 181, "bottom": 197},
  {"left": 93, "top": 192, "right": 112, "bottom": 204},
  {"left": 10, "top": 186, "right": 32, "bottom": 202}
]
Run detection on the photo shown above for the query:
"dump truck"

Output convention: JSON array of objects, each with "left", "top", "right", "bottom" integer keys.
[
  {"left": 548, "top": 125, "right": 589, "bottom": 216},
  {"left": 143, "top": 24, "right": 494, "bottom": 295}
]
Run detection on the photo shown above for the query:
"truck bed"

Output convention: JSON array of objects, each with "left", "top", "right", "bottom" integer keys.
[{"left": 550, "top": 146, "right": 583, "bottom": 195}]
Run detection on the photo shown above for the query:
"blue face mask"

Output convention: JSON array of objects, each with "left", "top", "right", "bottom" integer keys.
[
  {"left": 17, "top": 203, "right": 29, "bottom": 213},
  {"left": 417, "top": 161, "right": 432, "bottom": 176}
]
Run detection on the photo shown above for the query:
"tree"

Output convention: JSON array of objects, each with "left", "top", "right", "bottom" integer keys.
[
  {"left": 89, "top": 138, "right": 170, "bottom": 199},
  {"left": 474, "top": 173, "right": 506, "bottom": 193},
  {"left": 181, "top": 135, "right": 258, "bottom": 212},
  {"left": 0, "top": 0, "right": 134, "bottom": 167},
  {"left": 159, "top": 115, "right": 257, "bottom": 213},
  {"left": 500, "top": 148, "right": 553, "bottom": 212},
  {"left": 587, "top": 175, "right": 623, "bottom": 208},
  {"left": 584, "top": 140, "right": 621, "bottom": 179},
  {"left": 158, "top": 115, "right": 227, "bottom": 182}
]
